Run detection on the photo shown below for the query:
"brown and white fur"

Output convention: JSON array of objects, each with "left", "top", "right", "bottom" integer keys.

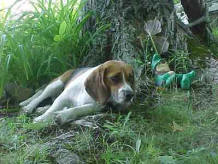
[{"left": 19, "top": 60, "right": 135, "bottom": 125}]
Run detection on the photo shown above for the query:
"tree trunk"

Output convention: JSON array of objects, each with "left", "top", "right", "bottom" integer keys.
[
  {"left": 181, "top": 0, "right": 207, "bottom": 40},
  {"left": 83, "top": 0, "right": 188, "bottom": 98}
]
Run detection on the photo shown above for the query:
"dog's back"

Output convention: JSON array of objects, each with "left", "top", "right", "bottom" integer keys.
[
  {"left": 37, "top": 67, "right": 91, "bottom": 107},
  {"left": 63, "top": 68, "right": 91, "bottom": 87}
]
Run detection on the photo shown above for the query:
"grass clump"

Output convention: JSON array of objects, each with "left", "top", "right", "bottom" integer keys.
[
  {"left": 212, "top": 26, "right": 218, "bottom": 39},
  {"left": 0, "top": 0, "right": 107, "bottom": 95}
]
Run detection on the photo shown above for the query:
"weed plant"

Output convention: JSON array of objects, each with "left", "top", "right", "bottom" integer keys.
[
  {"left": 168, "top": 50, "right": 191, "bottom": 73},
  {"left": 213, "top": 27, "right": 218, "bottom": 38},
  {"left": 0, "top": 0, "right": 107, "bottom": 95}
]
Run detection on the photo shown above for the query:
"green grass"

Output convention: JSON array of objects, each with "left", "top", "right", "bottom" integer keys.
[
  {"left": 173, "top": 0, "right": 180, "bottom": 4},
  {"left": 1, "top": 85, "right": 218, "bottom": 163},
  {"left": 209, "top": 26, "right": 218, "bottom": 58},
  {"left": 0, "top": 0, "right": 108, "bottom": 95},
  {"left": 213, "top": 27, "right": 218, "bottom": 39}
]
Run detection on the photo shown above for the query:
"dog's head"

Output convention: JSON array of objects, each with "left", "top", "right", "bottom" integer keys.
[{"left": 85, "top": 60, "right": 135, "bottom": 110}]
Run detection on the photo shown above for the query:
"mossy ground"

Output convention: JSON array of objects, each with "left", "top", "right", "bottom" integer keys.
[{"left": 0, "top": 85, "right": 218, "bottom": 164}]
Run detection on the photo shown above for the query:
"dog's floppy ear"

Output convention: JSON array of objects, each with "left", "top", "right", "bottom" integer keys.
[{"left": 85, "top": 65, "right": 110, "bottom": 104}]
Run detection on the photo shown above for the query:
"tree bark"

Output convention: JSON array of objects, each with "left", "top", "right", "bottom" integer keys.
[
  {"left": 83, "top": 0, "right": 189, "bottom": 98},
  {"left": 181, "top": 0, "right": 208, "bottom": 41}
]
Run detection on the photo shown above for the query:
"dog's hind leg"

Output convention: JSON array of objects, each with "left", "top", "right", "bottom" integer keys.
[
  {"left": 54, "top": 103, "right": 102, "bottom": 125},
  {"left": 22, "top": 80, "right": 64, "bottom": 114},
  {"left": 33, "top": 94, "right": 68, "bottom": 123}
]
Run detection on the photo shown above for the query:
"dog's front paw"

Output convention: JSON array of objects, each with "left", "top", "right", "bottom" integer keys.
[
  {"left": 33, "top": 115, "right": 44, "bottom": 123},
  {"left": 33, "top": 115, "right": 49, "bottom": 123},
  {"left": 19, "top": 101, "right": 26, "bottom": 107},
  {"left": 22, "top": 105, "right": 34, "bottom": 114},
  {"left": 33, "top": 114, "right": 53, "bottom": 124}
]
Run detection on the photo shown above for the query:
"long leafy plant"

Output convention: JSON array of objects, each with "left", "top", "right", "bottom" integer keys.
[{"left": 0, "top": 0, "right": 108, "bottom": 95}]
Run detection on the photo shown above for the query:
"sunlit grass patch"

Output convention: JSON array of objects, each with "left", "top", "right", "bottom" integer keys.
[{"left": 0, "top": 0, "right": 108, "bottom": 95}]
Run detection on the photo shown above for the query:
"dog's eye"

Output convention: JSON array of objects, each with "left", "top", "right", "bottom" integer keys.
[{"left": 110, "top": 75, "right": 121, "bottom": 83}]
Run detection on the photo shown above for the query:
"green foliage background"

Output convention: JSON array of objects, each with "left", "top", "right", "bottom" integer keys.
[{"left": 0, "top": 0, "right": 107, "bottom": 95}]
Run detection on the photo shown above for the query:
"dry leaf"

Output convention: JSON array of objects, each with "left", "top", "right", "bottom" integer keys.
[{"left": 144, "top": 19, "right": 162, "bottom": 36}]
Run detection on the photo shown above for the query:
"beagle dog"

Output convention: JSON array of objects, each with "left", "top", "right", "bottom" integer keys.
[{"left": 19, "top": 60, "right": 135, "bottom": 125}]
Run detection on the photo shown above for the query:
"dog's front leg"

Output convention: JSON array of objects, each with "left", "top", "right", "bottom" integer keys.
[
  {"left": 55, "top": 103, "right": 102, "bottom": 125},
  {"left": 33, "top": 95, "right": 68, "bottom": 123},
  {"left": 22, "top": 80, "right": 64, "bottom": 114}
]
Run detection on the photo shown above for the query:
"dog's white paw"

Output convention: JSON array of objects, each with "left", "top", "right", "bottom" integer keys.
[
  {"left": 19, "top": 101, "right": 26, "bottom": 107},
  {"left": 22, "top": 105, "right": 34, "bottom": 114},
  {"left": 33, "top": 116, "right": 43, "bottom": 123},
  {"left": 33, "top": 114, "right": 53, "bottom": 124},
  {"left": 33, "top": 115, "right": 49, "bottom": 123}
]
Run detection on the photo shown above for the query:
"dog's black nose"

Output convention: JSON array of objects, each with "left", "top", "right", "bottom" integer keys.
[{"left": 124, "top": 90, "right": 134, "bottom": 101}]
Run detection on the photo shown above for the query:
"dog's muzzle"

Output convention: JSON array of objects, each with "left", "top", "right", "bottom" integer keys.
[{"left": 123, "top": 89, "right": 134, "bottom": 102}]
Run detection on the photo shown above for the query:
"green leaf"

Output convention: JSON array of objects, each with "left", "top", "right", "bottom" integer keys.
[
  {"left": 59, "top": 21, "right": 67, "bottom": 35},
  {"left": 54, "top": 35, "right": 62, "bottom": 42},
  {"left": 136, "top": 138, "right": 141, "bottom": 153}
]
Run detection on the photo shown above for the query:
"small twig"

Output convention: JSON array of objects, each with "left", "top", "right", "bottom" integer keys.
[
  {"left": 149, "top": 34, "right": 159, "bottom": 54},
  {"left": 187, "top": 16, "right": 208, "bottom": 28}
]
